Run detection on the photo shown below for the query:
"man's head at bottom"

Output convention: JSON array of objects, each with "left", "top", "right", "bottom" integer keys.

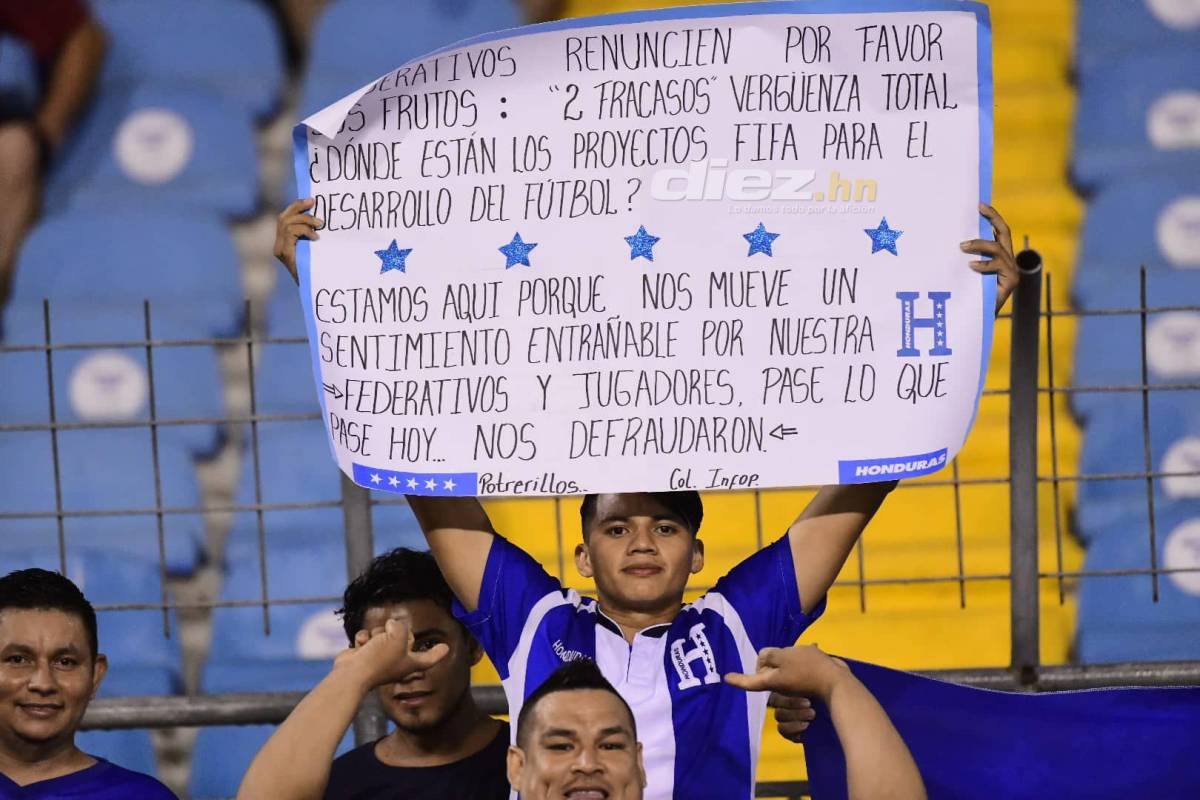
[
  {"left": 511, "top": 660, "right": 645, "bottom": 800},
  {"left": 338, "top": 548, "right": 483, "bottom": 733},
  {"left": 0, "top": 569, "right": 107, "bottom": 756}
]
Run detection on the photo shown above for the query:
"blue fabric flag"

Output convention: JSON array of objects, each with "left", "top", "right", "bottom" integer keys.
[{"left": 804, "top": 659, "right": 1200, "bottom": 800}]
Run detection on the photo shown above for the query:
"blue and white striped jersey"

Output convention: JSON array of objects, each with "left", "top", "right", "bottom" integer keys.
[{"left": 453, "top": 534, "right": 824, "bottom": 800}]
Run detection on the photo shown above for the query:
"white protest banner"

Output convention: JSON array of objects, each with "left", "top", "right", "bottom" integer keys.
[{"left": 292, "top": 0, "right": 994, "bottom": 497}]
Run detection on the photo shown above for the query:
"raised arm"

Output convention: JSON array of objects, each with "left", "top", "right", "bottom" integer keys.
[
  {"left": 787, "top": 205, "right": 1020, "bottom": 614},
  {"left": 273, "top": 203, "right": 497, "bottom": 610},
  {"left": 238, "top": 619, "right": 449, "bottom": 800},
  {"left": 403, "top": 496, "right": 496, "bottom": 611},
  {"left": 787, "top": 482, "right": 896, "bottom": 615},
  {"left": 726, "top": 645, "right": 926, "bottom": 800}
]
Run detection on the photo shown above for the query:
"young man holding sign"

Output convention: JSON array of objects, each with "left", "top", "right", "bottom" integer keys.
[{"left": 275, "top": 201, "right": 1018, "bottom": 798}]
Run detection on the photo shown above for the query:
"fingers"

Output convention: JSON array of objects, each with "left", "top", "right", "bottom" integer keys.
[
  {"left": 280, "top": 197, "right": 316, "bottom": 218},
  {"left": 287, "top": 222, "right": 321, "bottom": 241},
  {"left": 774, "top": 704, "right": 817, "bottom": 724},
  {"left": 767, "top": 692, "right": 811, "bottom": 711},
  {"left": 959, "top": 239, "right": 1007, "bottom": 260},
  {"left": 776, "top": 718, "right": 812, "bottom": 742},
  {"left": 756, "top": 647, "right": 784, "bottom": 670},
  {"left": 293, "top": 214, "right": 324, "bottom": 230},
  {"left": 724, "top": 671, "right": 768, "bottom": 692},
  {"left": 979, "top": 202, "right": 1013, "bottom": 256},
  {"left": 409, "top": 642, "right": 451, "bottom": 669},
  {"left": 354, "top": 629, "right": 370, "bottom": 648}
]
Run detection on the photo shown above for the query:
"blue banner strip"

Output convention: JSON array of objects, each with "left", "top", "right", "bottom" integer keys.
[
  {"left": 838, "top": 448, "right": 948, "bottom": 483},
  {"left": 352, "top": 463, "right": 480, "bottom": 496}
]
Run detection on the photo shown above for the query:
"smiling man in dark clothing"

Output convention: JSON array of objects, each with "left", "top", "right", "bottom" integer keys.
[{"left": 238, "top": 548, "right": 509, "bottom": 800}]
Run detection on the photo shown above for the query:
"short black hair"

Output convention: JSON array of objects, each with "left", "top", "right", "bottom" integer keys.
[
  {"left": 337, "top": 547, "right": 460, "bottom": 643},
  {"left": 516, "top": 659, "right": 636, "bottom": 748},
  {"left": 579, "top": 491, "right": 704, "bottom": 538},
  {"left": 0, "top": 568, "right": 98, "bottom": 658}
]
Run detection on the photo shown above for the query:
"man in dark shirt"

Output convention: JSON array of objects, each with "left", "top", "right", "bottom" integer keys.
[
  {"left": 238, "top": 548, "right": 509, "bottom": 800},
  {"left": 0, "top": 0, "right": 106, "bottom": 306},
  {"left": 0, "top": 569, "right": 175, "bottom": 799}
]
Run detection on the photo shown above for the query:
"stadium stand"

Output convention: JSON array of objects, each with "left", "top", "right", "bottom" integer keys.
[
  {"left": 0, "top": 429, "right": 206, "bottom": 573},
  {"left": 1070, "top": 271, "right": 1200, "bottom": 421},
  {"left": 1075, "top": 393, "right": 1200, "bottom": 537},
  {"left": 1068, "top": 0, "right": 1200, "bottom": 679},
  {"left": 8, "top": 211, "right": 246, "bottom": 337},
  {"left": 89, "top": 0, "right": 286, "bottom": 122},
  {"left": 1075, "top": 0, "right": 1200, "bottom": 77},
  {"left": 6, "top": 0, "right": 1198, "bottom": 794},
  {"left": 1071, "top": 180, "right": 1200, "bottom": 306},
  {"left": 0, "top": 302, "right": 227, "bottom": 456},
  {"left": 1072, "top": 51, "right": 1200, "bottom": 190},
  {"left": 43, "top": 84, "right": 261, "bottom": 218},
  {"left": 1077, "top": 500, "right": 1200, "bottom": 663},
  {"left": 299, "top": 0, "right": 524, "bottom": 118}
]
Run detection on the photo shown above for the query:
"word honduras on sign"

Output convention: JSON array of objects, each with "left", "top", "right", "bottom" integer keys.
[{"left": 292, "top": 0, "right": 995, "bottom": 497}]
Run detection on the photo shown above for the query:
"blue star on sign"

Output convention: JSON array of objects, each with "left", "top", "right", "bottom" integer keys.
[
  {"left": 499, "top": 232, "right": 538, "bottom": 268},
  {"left": 864, "top": 218, "right": 903, "bottom": 256},
  {"left": 624, "top": 225, "right": 661, "bottom": 262},
  {"left": 374, "top": 240, "right": 412, "bottom": 274},
  {"left": 743, "top": 222, "right": 780, "bottom": 257}
]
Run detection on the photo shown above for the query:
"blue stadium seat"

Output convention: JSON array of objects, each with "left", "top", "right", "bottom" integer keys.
[
  {"left": 43, "top": 84, "right": 259, "bottom": 218},
  {"left": 1076, "top": 2, "right": 1200, "bottom": 78},
  {"left": 1073, "top": 50, "right": 1200, "bottom": 189},
  {"left": 1072, "top": 180, "right": 1200, "bottom": 307},
  {"left": 8, "top": 211, "right": 245, "bottom": 338},
  {"left": 189, "top": 660, "right": 352, "bottom": 800},
  {"left": 0, "top": 35, "right": 36, "bottom": 115},
  {"left": 1076, "top": 393, "right": 1200, "bottom": 538},
  {"left": 1077, "top": 500, "right": 1200, "bottom": 663},
  {"left": 0, "top": 431, "right": 206, "bottom": 574},
  {"left": 1069, "top": 266, "right": 1200, "bottom": 421},
  {"left": 266, "top": 279, "right": 308, "bottom": 340},
  {"left": 0, "top": 303, "right": 226, "bottom": 456},
  {"left": 91, "top": 0, "right": 285, "bottom": 121},
  {"left": 224, "top": 420, "right": 422, "bottom": 562},
  {"left": 301, "top": 0, "right": 523, "bottom": 117}
]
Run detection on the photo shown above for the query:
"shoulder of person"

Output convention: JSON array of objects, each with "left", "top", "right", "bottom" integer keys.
[{"left": 96, "top": 760, "right": 179, "bottom": 798}]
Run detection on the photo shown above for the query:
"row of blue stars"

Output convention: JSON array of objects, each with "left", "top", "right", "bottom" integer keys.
[
  {"left": 350, "top": 464, "right": 478, "bottom": 496},
  {"left": 373, "top": 218, "right": 904, "bottom": 274}
]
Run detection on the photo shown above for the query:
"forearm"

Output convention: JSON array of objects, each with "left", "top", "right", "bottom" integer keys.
[
  {"left": 237, "top": 664, "right": 369, "bottom": 800},
  {"left": 35, "top": 21, "right": 107, "bottom": 149},
  {"left": 404, "top": 495, "right": 495, "bottom": 611},
  {"left": 826, "top": 673, "right": 925, "bottom": 800},
  {"left": 788, "top": 482, "right": 896, "bottom": 614}
]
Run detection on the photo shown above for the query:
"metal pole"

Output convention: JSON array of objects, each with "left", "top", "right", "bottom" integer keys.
[
  {"left": 1008, "top": 248, "right": 1043, "bottom": 685},
  {"left": 81, "top": 660, "right": 1200, "bottom": 731},
  {"left": 340, "top": 473, "right": 389, "bottom": 744}
]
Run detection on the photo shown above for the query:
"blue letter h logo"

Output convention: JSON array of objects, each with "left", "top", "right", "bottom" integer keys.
[{"left": 896, "top": 291, "right": 952, "bottom": 357}]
